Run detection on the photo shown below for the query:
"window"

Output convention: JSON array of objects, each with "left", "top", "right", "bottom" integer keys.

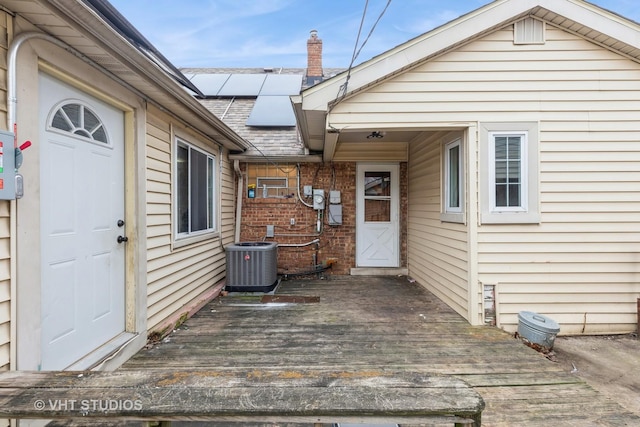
[
  {"left": 50, "top": 102, "right": 108, "bottom": 144},
  {"left": 247, "top": 164, "right": 297, "bottom": 198},
  {"left": 176, "top": 138, "right": 216, "bottom": 238},
  {"left": 489, "top": 132, "right": 527, "bottom": 211},
  {"left": 256, "top": 177, "right": 289, "bottom": 198},
  {"left": 441, "top": 136, "right": 465, "bottom": 223},
  {"left": 480, "top": 122, "right": 539, "bottom": 224},
  {"left": 445, "top": 138, "right": 463, "bottom": 212},
  {"left": 364, "top": 171, "right": 391, "bottom": 222}
]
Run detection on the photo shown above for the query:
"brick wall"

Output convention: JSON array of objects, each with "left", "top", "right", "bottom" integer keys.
[{"left": 238, "top": 162, "right": 407, "bottom": 275}]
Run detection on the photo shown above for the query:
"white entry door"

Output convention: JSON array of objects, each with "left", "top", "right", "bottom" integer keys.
[
  {"left": 356, "top": 163, "right": 400, "bottom": 267},
  {"left": 39, "top": 73, "right": 126, "bottom": 370}
]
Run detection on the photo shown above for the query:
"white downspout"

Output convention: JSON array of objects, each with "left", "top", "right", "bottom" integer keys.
[{"left": 234, "top": 160, "right": 243, "bottom": 243}]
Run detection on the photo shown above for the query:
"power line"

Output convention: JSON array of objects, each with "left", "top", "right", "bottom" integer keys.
[{"left": 335, "top": 0, "right": 393, "bottom": 103}]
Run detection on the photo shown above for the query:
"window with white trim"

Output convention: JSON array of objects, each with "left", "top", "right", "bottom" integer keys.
[
  {"left": 489, "top": 131, "right": 527, "bottom": 212},
  {"left": 175, "top": 138, "right": 216, "bottom": 238},
  {"left": 441, "top": 138, "right": 464, "bottom": 222},
  {"left": 480, "top": 122, "right": 540, "bottom": 224}
]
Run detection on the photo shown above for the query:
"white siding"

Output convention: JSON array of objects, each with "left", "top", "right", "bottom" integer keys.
[
  {"left": 333, "top": 25, "right": 640, "bottom": 334},
  {"left": 145, "top": 106, "right": 232, "bottom": 331},
  {"left": 408, "top": 132, "right": 469, "bottom": 320}
]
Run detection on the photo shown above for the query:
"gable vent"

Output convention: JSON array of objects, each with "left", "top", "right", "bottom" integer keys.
[{"left": 514, "top": 18, "right": 545, "bottom": 44}]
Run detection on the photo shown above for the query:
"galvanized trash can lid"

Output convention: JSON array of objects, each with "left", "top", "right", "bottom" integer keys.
[{"left": 518, "top": 311, "right": 560, "bottom": 333}]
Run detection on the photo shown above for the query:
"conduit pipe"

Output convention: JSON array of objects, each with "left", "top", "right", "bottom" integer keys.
[
  {"left": 296, "top": 163, "right": 313, "bottom": 208},
  {"left": 7, "top": 31, "right": 153, "bottom": 370},
  {"left": 8, "top": 31, "right": 153, "bottom": 133},
  {"left": 277, "top": 238, "right": 320, "bottom": 248}
]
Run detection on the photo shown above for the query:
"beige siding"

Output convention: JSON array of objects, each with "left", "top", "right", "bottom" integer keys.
[
  {"left": 0, "top": 12, "right": 9, "bottom": 374},
  {"left": 145, "top": 105, "right": 232, "bottom": 331},
  {"left": 473, "top": 28, "right": 640, "bottom": 334},
  {"left": 334, "top": 25, "right": 640, "bottom": 334},
  {"left": 408, "top": 131, "right": 469, "bottom": 319}
]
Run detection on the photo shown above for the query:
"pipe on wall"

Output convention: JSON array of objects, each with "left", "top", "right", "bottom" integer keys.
[{"left": 277, "top": 238, "right": 320, "bottom": 248}]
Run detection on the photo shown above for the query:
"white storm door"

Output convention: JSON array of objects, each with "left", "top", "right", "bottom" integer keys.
[
  {"left": 356, "top": 163, "right": 399, "bottom": 267},
  {"left": 39, "top": 73, "right": 126, "bottom": 370}
]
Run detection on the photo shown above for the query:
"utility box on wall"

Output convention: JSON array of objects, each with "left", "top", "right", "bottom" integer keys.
[
  {"left": 0, "top": 130, "right": 16, "bottom": 200},
  {"left": 328, "top": 204, "right": 342, "bottom": 225},
  {"left": 313, "top": 189, "right": 325, "bottom": 210}
]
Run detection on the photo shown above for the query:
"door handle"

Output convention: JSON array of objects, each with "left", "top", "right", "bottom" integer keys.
[{"left": 117, "top": 235, "right": 128, "bottom": 244}]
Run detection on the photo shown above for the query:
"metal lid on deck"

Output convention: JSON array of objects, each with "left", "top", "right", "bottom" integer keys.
[{"left": 518, "top": 311, "right": 560, "bottom": 333}]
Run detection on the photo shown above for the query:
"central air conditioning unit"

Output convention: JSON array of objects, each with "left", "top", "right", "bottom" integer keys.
[{"left": 225, "top": 242, "right": 278, "bottom": 292}]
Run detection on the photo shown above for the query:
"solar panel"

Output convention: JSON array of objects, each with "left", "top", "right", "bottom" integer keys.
[
  {"left": 260, "top": 74, "right": 303, "bottom": 95},
  {"left": 246, "top": 96, "right": 296, "bottom": 127},
  {"left": 217, "top": 74, "right": 267, "bottom": 96},
  {"left": 189, "top": 74, "right": 230, "bottom": 96}
]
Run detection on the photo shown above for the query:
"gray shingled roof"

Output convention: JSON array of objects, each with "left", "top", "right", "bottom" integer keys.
[{"left": 183, "top": 67, "right": 344, "bottom": 158}]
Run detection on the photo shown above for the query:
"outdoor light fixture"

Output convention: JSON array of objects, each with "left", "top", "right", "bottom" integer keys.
[{"left": 366, "top": 131, "right": 385, "bottom": 139}]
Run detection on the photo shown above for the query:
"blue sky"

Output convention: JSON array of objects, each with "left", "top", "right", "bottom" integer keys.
[{"left": 108, "top": 0, "right": 640, "bottom": 69}]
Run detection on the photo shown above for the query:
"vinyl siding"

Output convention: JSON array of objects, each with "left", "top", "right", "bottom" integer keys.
[
  {"left": 145, "top": 105, "right": 231, "bottom": 331},
  {"left": 0, "top": 11, "right": 9, "bottom": 374},
  {"left": 333, "top": 24, "right": 640, "bottom": 334},
  {"left": 408, "top": 131, "right": 469, "bottom": 320},
  {"left": 473, "top": 28, "right": 640, "bottom": 334}
]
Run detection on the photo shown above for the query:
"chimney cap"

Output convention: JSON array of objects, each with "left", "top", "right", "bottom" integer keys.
[{"left": 309, "top": 29, "right": 318, "bottom": 39}]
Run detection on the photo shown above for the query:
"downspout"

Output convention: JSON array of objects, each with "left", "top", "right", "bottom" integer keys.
[
  {"left": 233, "top": 160, "right": 243, "bottom": 243},
  {"left": 218, "top": 147, "right": 225, "bottom": 250}
]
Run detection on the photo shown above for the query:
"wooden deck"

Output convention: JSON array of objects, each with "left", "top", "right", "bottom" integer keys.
[{"left": 122, "top": 275, "right": 639, "bottom": 426}]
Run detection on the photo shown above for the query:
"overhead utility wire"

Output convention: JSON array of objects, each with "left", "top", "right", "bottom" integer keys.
[{"left": 335, "top": 0, "right": 392, "bottom": 102}]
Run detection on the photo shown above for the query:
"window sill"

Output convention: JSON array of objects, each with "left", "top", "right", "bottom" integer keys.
[
  {"left": 440, "top": 212, "right": 465, "bottom": 224},
  {"left": 173, "top": 231, "right": 220, "bottom": 249},
  {"left": 481, "top": 212, "right": 540, "bottom": 224}
]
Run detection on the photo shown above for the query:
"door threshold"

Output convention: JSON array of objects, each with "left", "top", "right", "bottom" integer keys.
[
  {"left": 350, "top": 267, "right": 408, "bottom": 276},
  {"left": 65, "top": 332, "right": 142, "bottom": 371}
]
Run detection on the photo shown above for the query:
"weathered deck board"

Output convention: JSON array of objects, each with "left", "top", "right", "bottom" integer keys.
[
  {"left": 0, "top": 369, "right": 483, "bottom": 425},
  {"left": 118, "top": 276, "right": 639, "bottom": 426}
]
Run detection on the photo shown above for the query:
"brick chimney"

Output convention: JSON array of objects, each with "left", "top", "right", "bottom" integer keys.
[{"left": 306, "top": 30, "right": 323, "bottom": 81}]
